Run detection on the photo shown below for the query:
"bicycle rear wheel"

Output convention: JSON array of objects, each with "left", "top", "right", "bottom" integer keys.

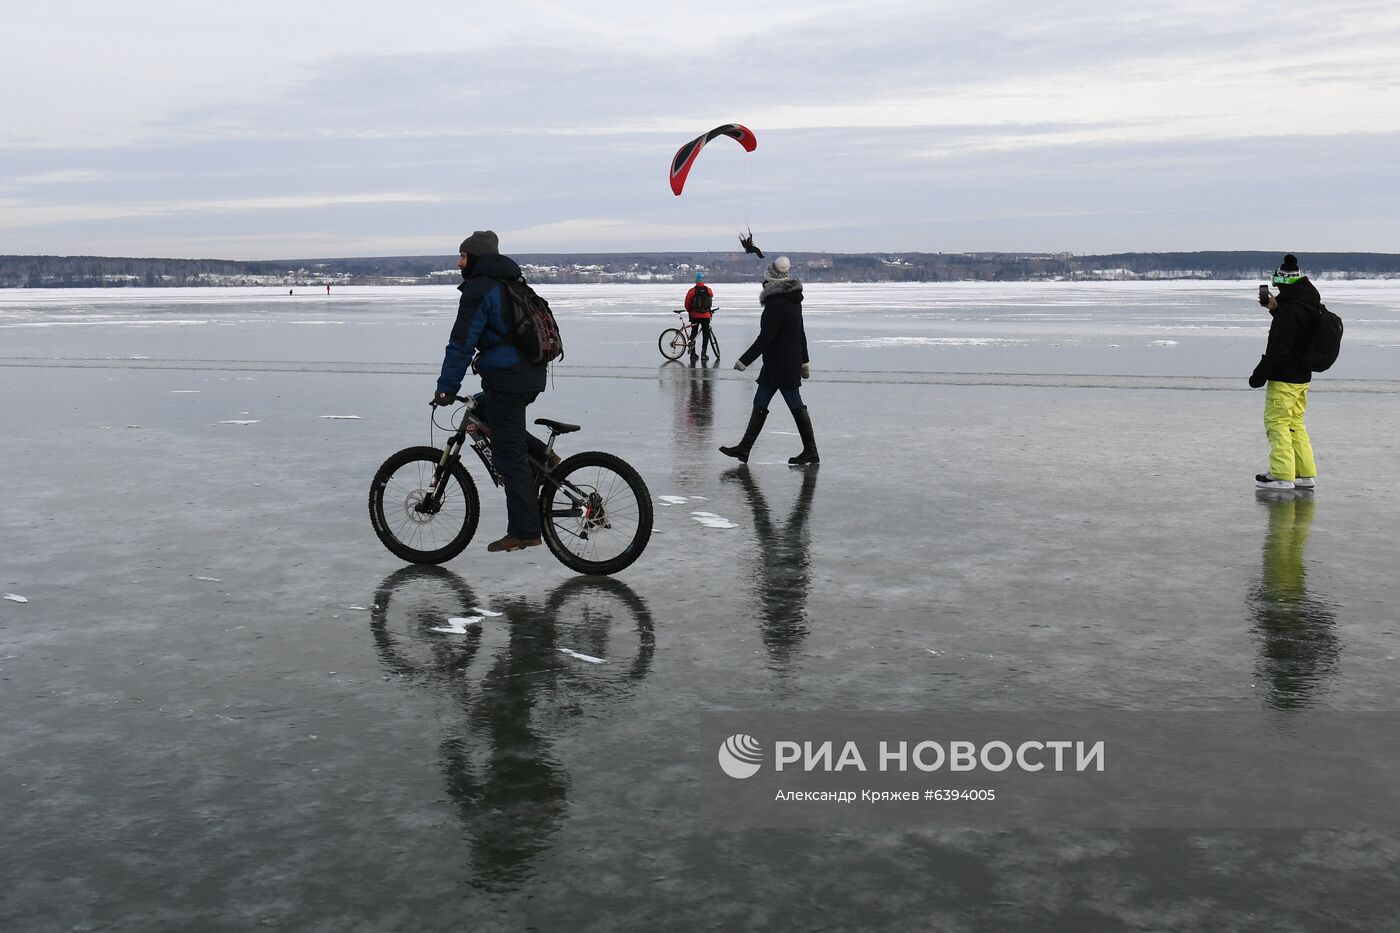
[
  {"left": 369, "top": 445, "right": 480, "bottom": 564},
  {"left": 658, "top": 327, "right": 687, "bottom": 361},
  {"left": 539, "top": 451, "right": 653, "bottom": 575}
]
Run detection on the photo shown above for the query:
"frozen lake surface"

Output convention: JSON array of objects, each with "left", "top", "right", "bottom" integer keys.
[{"left": 3, "top": 282, "right": 1400, "bottom": 930}]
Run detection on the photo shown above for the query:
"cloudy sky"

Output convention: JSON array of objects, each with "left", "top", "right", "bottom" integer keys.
[{"left": 3, "top": 1, "right": 1399, "bottom": 259}]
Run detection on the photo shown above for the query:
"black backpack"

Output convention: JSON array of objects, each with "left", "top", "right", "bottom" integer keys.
[
  {"left": 692, "top": 285, "right": 712, "bottom": 313},
  {"left": 1302, "top": 304, "right": 1343, "bottom": 372},
  {"left": 493, "top": 277, "right": 564, "bottom": 365}
]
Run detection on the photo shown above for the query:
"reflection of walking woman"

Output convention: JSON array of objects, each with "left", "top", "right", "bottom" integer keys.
[{"left": 720, "top": 257, "right": 819, "bottom": 465}]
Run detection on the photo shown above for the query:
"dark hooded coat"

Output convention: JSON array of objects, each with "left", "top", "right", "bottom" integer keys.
[
  {"left": 739, "top": 278, "right": 808, "bottom": 390},
  {"left": 1250, "top": 277, "right": 1321, "bottom": 387}
]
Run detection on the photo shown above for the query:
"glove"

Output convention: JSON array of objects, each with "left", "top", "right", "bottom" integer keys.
[
  {"left": 1248, "top": 374, "right": 1265, "bottom": 389},
  {"left": 431, "top": 391, "right": 455, "bottom": 407},
  {"left": 733, "top": 360, "right": 747, "bottom": 372},
  {"left": 801, "top": 362, "right": 810, "bottom": 379}
]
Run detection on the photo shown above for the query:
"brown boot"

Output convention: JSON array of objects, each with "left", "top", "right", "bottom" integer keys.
[{"left": 486, "top": 534, "right": 542, "bottom": 552}]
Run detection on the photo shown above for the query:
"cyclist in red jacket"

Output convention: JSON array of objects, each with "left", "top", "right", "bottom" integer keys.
[{"left": 683, "top": 272, "right": 718, "bottom": 361}]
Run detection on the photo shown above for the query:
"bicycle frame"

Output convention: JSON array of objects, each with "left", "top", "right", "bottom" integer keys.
[{"left": 423, "top": 398, "right": 593, "bottom": 524}]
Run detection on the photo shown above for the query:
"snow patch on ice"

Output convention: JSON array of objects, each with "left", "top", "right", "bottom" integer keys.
[
  {"left": 169, "top": 390, "right": 201, "bottom": 394},
  {"left": 1149, "top": 340, "right": 1180, "bottom": 346},
  {"left": 194, "top": 576, "right": 221, "bottom": 583},
  {"left": 3, "top": 593, "right": 29, "bottom": 603},
  {"left": 319, "top": 415, "right": 362, "bottom": 420},
  {"left": 658, "top": 496, "right": 690, "bottom": 506},
  {"left": 558, "top": 648, "right": 606, "bottom": 664},
  {"left": 431, "top": 616, "right": 483, "bottom": 634},
  {"left": 217, "top": 420, "right": 261, "bottom": 425},
  {"left": 473, "top": 606, "right": 503, "bottom": 617},
  {"left": 691, "top": 511, "right": 738, "bottom": 529}
]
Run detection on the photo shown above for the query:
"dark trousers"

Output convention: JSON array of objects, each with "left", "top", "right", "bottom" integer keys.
[
  {"left": 688, "top": 319, "right": 714, "bottom": 355},
  {"left": 478, "top": 389, "right": 542, "bottom": 538},
  {"left": 753, "top": 383, "right": 804, "bottom": 411}
]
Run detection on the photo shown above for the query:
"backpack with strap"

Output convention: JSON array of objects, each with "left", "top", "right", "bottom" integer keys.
[
  {"left": 691, "top": 285, "right": 712, "bottom": 313},
  {"left": 492, "top": 276, "right": 564, "bottom": 365},
  {"left": 1302, "top": 304, "right": 1343, "bottom": 372}
]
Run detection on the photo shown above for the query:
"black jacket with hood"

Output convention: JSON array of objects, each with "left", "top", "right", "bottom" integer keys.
[{"left": 1250, "top": 277, "right": 1321, "bottom": 387}]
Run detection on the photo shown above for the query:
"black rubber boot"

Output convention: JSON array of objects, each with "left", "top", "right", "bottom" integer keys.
[
  {"left": 788, "top": 407, "right": 819, "bottom": 465},
  {"left": 720, "top": 409, "right": 768, "bottom": 463}
]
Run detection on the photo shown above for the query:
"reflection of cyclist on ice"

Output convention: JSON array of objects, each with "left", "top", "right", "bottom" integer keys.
[{"left": 683, "top": 272, "right": 717, "bottom": 361}]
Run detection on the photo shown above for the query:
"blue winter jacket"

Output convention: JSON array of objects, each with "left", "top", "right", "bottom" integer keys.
[{"left": 436, "top": 253, "right": 547, "bottom": 395}]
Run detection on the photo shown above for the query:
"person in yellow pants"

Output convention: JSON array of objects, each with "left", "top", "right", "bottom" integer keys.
[
  {"left": 1262, "top": 380, "right": 1316, "bottom": 488},
  {"left": 1250, "top": 254, "right": 1321, "bottom": 491}
]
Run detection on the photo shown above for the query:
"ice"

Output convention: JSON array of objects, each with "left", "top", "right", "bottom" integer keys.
[
  {"left": 217, "top": 420, "right": 260, "bottom": 425},
  {"left": 4, "top": 280, "right": 1400, "bottom": 929},
  {"left": 194, "top": 577, "right": 221, "bottom": 583},
  {"left": 319, "top": 415, "right": 362, "bottom": 420},
  {"left": 3, "top": 593, "right": 28, "bottom": 603}
]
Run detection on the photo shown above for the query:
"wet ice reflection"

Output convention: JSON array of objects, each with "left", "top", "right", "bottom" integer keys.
[
  {"left": 1248, "top": 493, "right": 1340, "bottom": 710},
  {"left": 368, "top": 567, "right": 654, "bottom": 891}
]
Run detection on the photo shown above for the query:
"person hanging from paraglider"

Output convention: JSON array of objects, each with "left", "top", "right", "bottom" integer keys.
[
  {"left": 683, "top": 271, "right": 718, "bottom": 361},
  {"left": 667, "top": 122, "right": 765, "bottom": 264},
  {"left": 739, "top": 228, "right": 764, "bottom": 259}
]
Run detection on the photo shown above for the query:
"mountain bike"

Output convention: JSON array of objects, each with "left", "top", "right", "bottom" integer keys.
[
  {"left": 369, "top": 395, "right": 653, "bottom": 575},
  {"left": 658, "top": 309, "right": 721, "bottom": 361}
]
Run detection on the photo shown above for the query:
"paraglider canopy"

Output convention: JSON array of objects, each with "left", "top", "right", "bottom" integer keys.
[{"left": 669, "top": 123, "right": 757, "bottom": 196}]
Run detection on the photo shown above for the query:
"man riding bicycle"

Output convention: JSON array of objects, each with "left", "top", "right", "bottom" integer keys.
[
  {"left": 432, "top": 230, "right": 547, "bottom": 554},
  {"left": 683, "top": 272, "right": 718, "bottom": 361}
]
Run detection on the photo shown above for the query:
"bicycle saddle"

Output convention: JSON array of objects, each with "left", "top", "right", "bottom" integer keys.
[{"left": 535, "top": 418, "right": 581, "bottom": 434}]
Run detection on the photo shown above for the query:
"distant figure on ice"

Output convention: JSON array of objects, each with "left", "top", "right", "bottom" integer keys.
[
  {"left": 721, "top": 256, "right": 818, "bottom": 465},
  {"left": 326, "top": 284, "right": 332, "bottom": 295},
  {"left": 1250, "top": 254, "right": 1322, "bottom": 490},
  {"left": 683, "top": 272, "right": 717, "bottom": 361}
]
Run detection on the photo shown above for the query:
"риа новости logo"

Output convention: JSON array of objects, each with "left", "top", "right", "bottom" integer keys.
[{"left": 718, "top": 733, "right": 763, "bottom": 779}]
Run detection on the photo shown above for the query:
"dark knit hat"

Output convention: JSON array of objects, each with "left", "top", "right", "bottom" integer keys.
[
  {"left": 459, "top": 230, "right": 499, "bottom": 256},
  {"left": 1272, "top": 253, "right": 1303, "bottom": 285}
]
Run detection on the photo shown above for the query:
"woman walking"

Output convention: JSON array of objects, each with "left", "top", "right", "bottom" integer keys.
[{"left": 720, "top": 256, "right": 818, "bottom": 465}]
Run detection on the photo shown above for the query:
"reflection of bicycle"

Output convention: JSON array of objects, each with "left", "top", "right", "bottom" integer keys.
[
  {"left": 368, "top": 565, "right": 656, "bottom": 691},
  {"left": 366, "top": 566, "right": 655, "bottom": 892},
  {"left": 658, "top": 309, "right": 721, "bottom": 361},
  {"left": 369, "top": 396, "right": 654, "bottom": 575}
]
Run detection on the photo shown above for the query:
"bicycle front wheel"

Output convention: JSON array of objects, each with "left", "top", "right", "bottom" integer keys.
[
  {"left": 658, "top": 327, "right": 687, "bottom": 361},
  {"left": 369, "top": 446, "right": 481, "bottom": 564},
  {"left": 539, "top": 451, "right": 653, "bottom": 575}
]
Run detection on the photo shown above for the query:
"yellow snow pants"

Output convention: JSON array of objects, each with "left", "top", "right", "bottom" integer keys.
[{"left": 1264, "top": 381, "right": 1316, "bottom": 482}]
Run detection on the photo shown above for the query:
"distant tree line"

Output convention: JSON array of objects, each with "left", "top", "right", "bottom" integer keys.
[{"left": 4, "top": 250, "right": 1399, "bottom": 288}]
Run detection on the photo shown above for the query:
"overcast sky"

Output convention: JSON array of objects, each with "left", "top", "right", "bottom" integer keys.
[{"left": 3, "top": 1, "right": 1399, "bottom": 259}]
